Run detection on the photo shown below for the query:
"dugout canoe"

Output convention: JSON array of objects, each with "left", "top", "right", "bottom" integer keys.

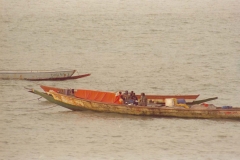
[
  {"left": 27, "top": 73, "right": 91, "bottom": 81},
  {"left": 29, "top": 89, "right": 240, "bottom": 120},
  {"left": 0, "top": 70, "right": 90, "bottom": 81},
  {"left": 39, "top": 85, "right": 200, "bottom": 104}
]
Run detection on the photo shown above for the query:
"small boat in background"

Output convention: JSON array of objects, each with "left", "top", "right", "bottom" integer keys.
[
  {"left": 0, "top": 70, "right": 90, "bottom": 81},
  {"left": 27, "top": 73, "right": 91, "bottom": 81}
]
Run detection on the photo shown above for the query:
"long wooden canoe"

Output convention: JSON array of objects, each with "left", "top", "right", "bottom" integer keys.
[
  {"left": 0, "top": 70, "right": 90, "bottom": 81},
  {"left": 26, "top": 73, "right": 91, "bottom": 81},
  {"left": 40, "top": 85, "right": 200, "bottom": 103},
  {"left": 29, "top": 89, "right": 240, "bottom": 120},
  {"left": 0, "top": 70, "right": 75, "bottom": 80}
]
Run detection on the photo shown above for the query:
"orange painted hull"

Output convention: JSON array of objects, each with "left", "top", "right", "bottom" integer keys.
[{"left": 40, "top": 85, "right": 199, "bottom": 103}]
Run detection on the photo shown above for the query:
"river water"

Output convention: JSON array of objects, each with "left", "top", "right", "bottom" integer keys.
[{"left": 1, "top": 0, "right": 240, "bottom": 159}]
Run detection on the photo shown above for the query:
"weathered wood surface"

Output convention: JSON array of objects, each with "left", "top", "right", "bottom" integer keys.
[
  {"left": 27, "top": 73, "right": 90, "bottom": 81},
  {"left": 31, "top": 89, "right": 240, "bottom": 120},
  {"left": 0, "top": 70, "right": 76, "bottom": 80}
]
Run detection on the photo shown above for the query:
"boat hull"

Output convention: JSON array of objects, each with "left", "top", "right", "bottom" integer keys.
[
  {"left": 0, "top": 70, "right": 76, "bottom": 80},
  {"left": 29, "top": 90, "right": 86, "bottom": 111},
  {"left": 30, "top": 89, "right": 240, "bottom": 120},
  {"left": 27, "top": 73, "right": 91, "bottom": 81}
]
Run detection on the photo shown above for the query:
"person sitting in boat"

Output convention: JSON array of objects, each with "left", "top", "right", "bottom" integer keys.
[
  {"left": 122, "top": 90, "right": 130, "bottom": 104},
  {"left": 138, "top": 93, "right": 148, "bottom": 106},
  {"left": 125, "top": 90, "right": 138, "bottom": 105},
  {"left": 131, "top": 92, "right": 138, "bottom": 105},
  {"left": 115, "top": 91, "right": 124, "bottom": 104},
  {"left": 126, "top": 91, "right": 134, "bottom": 104},
  {"left": 71, "top": 89, "right": 75, "bottom": 95},
  {"left": 130, "top": 91, "right": 134, "bottom": 97},
  {"left": 126, "top": 91, "right": 134, "bottom": 105}
]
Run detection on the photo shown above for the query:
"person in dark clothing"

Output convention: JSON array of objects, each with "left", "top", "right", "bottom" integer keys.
[
  {"left": 131, "top": 92, "right": 138, "bottom": 105},
  {"left": 123, "top": 90, "right": 130, "bottom": 104}
]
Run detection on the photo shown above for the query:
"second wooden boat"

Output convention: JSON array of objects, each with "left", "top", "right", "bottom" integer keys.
[
  {"left": 0, "top": 70, "right": 90, "bottom": 81},
  {"left": 26, "top": 73, "right": 91, "bottom": 81}
]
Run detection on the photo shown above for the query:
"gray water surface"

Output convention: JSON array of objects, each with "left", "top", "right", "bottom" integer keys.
[{"left": 1, "top": 0, "right": 240, "bottom": 159}]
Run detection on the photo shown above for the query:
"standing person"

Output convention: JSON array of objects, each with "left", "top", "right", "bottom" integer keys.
[{"left": 139, "top": 93, "right": 148, "bottom": 106}]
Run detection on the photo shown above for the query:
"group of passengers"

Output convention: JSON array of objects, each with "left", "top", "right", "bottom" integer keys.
[{"left": 117, "top": 90, "right": 148, "bottom": 106}]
